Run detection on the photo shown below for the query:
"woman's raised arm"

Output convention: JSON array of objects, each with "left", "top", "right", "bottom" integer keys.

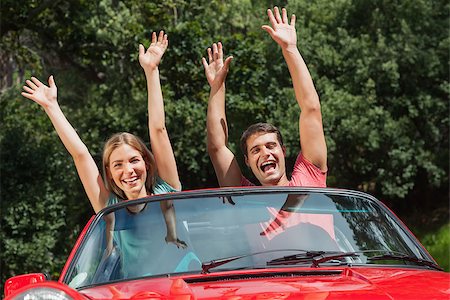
[{"left": 22, "top": 76, "right": 110, "bottom": 213}]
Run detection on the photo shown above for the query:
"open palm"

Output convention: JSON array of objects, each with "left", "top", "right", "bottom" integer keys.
[
  {"left": 139, "top": 31, "right": 168, "bottom": 70},
  {"left": 262, "top": 7, "right": 297, "bottom": 49},
  {"left": 202, "top": 42, "right": 233, "bottom": 89},
  {"left": 21, "top": 76, "right": 58, "bottom": 108}
]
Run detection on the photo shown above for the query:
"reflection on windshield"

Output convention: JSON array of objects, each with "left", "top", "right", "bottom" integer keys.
[
  {"left": 66, "top": 191, "right": 428, "bottom": 288},
  {"left": 100, "top": 200, "right": 188, "bottom": 281}
]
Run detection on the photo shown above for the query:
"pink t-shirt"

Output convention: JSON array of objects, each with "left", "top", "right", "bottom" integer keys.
[{"left": 240, "top": 152, "right": 327, "bottom": 187}]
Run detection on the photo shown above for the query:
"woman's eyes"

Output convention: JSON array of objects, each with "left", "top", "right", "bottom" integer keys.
[{"left": 112, "top": 158, "right": 141, "bottom": 168}]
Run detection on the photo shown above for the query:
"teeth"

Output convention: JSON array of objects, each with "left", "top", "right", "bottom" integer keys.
[
  {"left": 261, "top": 161, "right": 276, "bottom": 172},
  {"left": 124, "top": 177, "right": 138, "bottom": 183}
]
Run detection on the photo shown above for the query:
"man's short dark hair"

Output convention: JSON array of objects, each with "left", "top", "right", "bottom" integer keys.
[{"left": 240, "top": 123, "right": 284, "bottom": 156}]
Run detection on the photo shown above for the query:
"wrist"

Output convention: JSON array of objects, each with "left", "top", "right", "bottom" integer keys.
[
  {"left": 43, "top": 101, "right": 61, "bottom": 114},
  {"left": 281, "top": 44, "right": 299, "bottom": 54},
  {"left": 144, "top": 66, "right": 159, "bottom": 76},
  {"left": 210, "top": 82, "right": 226, "bottom": 93}
]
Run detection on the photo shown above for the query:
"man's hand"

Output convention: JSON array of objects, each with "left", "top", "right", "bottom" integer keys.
[
  {"left": 139, "top": 31, "right": 168, "bottom": 72},
  {"left": 262, "top": 7, "right": 297, "bottom": 50},
  {"left": 202, "top": 42, "right": 233, "bottom": 90},
  {"left": 21, "top": 76, "right": 58, "bottom": 109}
]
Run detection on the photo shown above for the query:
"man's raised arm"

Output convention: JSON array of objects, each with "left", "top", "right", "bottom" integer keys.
[
  {"left": 262, "top": 7, "right": 327, "bottom": 172},
  {"left": 202, "top": 42, "right": 243, "bottom": 186}
]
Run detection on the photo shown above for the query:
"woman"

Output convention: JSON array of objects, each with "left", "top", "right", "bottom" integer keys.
[{"left": 21, "top": 31, "right": 186, "bottom": 249}]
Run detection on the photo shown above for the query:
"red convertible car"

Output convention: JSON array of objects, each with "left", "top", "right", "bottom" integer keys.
[{"left": 4, "top": 187, "right": 450, "bottom": 299}]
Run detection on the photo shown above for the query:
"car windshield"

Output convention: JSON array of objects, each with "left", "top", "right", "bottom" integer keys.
[{"left": 64, "top": 188, "right": 431, "bottom": 289}]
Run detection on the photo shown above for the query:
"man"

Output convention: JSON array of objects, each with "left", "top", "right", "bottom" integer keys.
[{"left": 202, "top": 7, "right": 327, "bottom": 188}]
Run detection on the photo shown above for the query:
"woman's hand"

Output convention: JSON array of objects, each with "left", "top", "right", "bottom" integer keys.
[
  {"left": 165, "top": 236, "right": 188, "bottom": 249},
  {"left": 21, "top": 76, "right": 58, "bottom": 109},
  {"left": 139, "top": 31, "right": 168, "bottom": 72}
]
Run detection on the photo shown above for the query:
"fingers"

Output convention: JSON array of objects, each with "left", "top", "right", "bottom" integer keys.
[
  {"left": 26, "top": 77, "right": 42, "bottom": 90},
  {"left": 139, "top": 44, "right": 145, "bottom": 56},
  {"left": 177, "top": 243, "right": 187, "bottom": 249},
  {"left": 201, "top": 57, "right": 208, "bottom": 69},
  {"left": 22, "top": 77, "right": 38, "bottom": 97},
  {"left": 223, "top": 56, "right": 233, "bottom": 70},
  {"left": 273, "top": 6, "right": 282, "bottom": 23},
  {"left": 48, "top": 75, "right": 56, "bottom": 88},
  {"left": 163, "top": 34, "right": 168, "bottom": 47},
  {"left": 21, "top": 92, "right": 34, "bottom": 101},
  {"left": 158, "top": 30, "right": 164, "bottom": 43},
  {"left": 267, "top": 8, "right": 276, "bottom": 28},
  {"left": 178, "top": 239, "right": 188, "bottom": 249},
  {"left": 21, "top": 85, "right": 35, "bottom": 101},
  {"left": 207, "top": 47, "right": 213, "bottom": 63},
  {"left": 151, "top": 31, "right": 168, "bottom": 45},
  {"left": 261, "top": 25, "right": 275, "bottom": 36},
  {"left": 290, "top": 14, "right": 296, "bottom": 27},
  {"left": 267, "top": 7, "right": 292, "bottom": 26},
  {"left": 205, "top": 42, "right": 228, "bottom": 65},
  {"left": 23, "top": 86, "right": 34, "bottom": 94},
  {"left": 281, "top": 8, "right": 288, "bottom": 23},
  {"left": 217, "top": 42, "right": 223, "bottom": 60},
  {"left": 145, "top": 31, "right": 168, "bottom": 56},
  {"left": 26, "top": 79, "right": 38, "bottom": 90},
  {"left": 22, "top": 76, "right": 52, "bottom": 99},
  {"left": 212, "top": 43, "right": 219, "bottom": 61},
  {"left": 31, "top": 76, "right": 43, "bottom": 87},
  {"left": 261, "top": 24, "right": 277, "bottom": 40}
]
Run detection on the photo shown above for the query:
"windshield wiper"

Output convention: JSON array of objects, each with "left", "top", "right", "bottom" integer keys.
[
  {"left": 267, "top": 251, "right": 359, "bottom": 268},
  {"left": 201, "top": 249, "right": 310, "bottom": 274},
  {"left": 201, "top": 250, "right": 442, "bottom": 273},
  {"left": 367, "top": 253, "right": 443, "bottom": 271}
]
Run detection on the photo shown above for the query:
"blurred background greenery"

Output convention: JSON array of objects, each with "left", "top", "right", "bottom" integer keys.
[{"left": 1, "top": 0, "right": 448, "bottom": 289}]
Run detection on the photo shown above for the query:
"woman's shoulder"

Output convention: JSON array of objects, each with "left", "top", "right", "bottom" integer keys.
[
  {"left": 107, "top": 193, "right": 120, "bottom": 206},
  {"left": 153, "top": 176, "right": 181, "bottom": 194}
]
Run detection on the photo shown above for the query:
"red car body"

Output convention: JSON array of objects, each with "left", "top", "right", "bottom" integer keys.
[{"left": 4, "top": 187, "right": 450, "bottom": 299}]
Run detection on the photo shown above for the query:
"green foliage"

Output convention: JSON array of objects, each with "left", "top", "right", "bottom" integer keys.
[
  {"left": 293, "top": 0, "right": 449, "bottom": 199},
  {"left": 0, "top": 87, "right": 89, "bottom": 283},
  {"left": 419, "top": 223, "right": 450, "bottom": 271},
  {"left": 1, "top": 0, "right": 448, "bottom": 289}
]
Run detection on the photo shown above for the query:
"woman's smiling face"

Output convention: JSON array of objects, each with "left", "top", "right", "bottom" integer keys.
[{"left": 108, "top": 144, "right": 148, "bottom": 200}]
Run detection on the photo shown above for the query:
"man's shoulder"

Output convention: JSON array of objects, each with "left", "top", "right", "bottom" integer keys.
[{"left": 289, "top": 152, "right": 327, "bottom": 187}]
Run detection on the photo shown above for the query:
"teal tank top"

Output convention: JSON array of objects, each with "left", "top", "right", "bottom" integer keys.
[{"left": 106, "top": 177, "right": 194, "bottom": 277}]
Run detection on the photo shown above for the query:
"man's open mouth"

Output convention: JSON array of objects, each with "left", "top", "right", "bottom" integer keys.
[{"left": 260, "top": 161, "right": 276, "bottom": 173}]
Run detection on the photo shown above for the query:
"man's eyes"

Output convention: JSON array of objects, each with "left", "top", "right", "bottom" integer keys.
[{"left": 251, "top": 144, "right": 277, "bottom": 154}]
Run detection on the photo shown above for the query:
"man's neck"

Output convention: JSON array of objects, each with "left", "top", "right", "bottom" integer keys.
[{"left": 261, "top": 175, "right": 289, "bottom": 187}]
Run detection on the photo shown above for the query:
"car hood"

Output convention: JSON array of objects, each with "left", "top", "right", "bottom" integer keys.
[{"left": 78, "top": 267, "right": 450, "bottom": 299}]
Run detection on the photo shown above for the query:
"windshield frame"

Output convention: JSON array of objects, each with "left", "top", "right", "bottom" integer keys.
[{"left": 61, "top": 187, "right": 436, "bottom": 288}]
